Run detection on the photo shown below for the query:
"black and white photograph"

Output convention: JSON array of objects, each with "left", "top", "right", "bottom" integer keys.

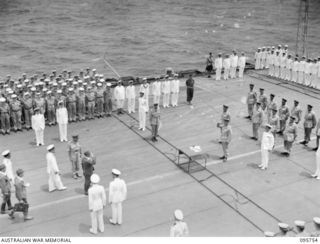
[{"left": 0, "top": 0, "right": 320, "bottom": 240}]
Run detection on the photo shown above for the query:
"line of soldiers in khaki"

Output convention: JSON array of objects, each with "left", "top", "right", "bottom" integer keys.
[
  {"left": 0, "top": 68, "right": 180, "bottom": 135},
  {"left": 246, "top": 83, "right": 319, "bottom": 155},
  {"left": 254, "top": 44, "right": 320, "bottom": 88}
]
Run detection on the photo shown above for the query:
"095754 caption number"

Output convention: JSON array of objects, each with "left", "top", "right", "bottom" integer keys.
[{"left": 300, "top": 238, "right": 318, "bottom": 243}]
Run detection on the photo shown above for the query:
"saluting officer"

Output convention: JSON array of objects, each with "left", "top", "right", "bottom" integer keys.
[
  {"left": 125, "top": 80, "right": 136, "bottom": 114},
  {"left": 300, "top": 104, "right": 317, "bottom": 146}
]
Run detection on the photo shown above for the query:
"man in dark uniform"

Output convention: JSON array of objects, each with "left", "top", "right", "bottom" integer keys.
[
  {"left": 300, "top": 104, "right": 317, "bottom": 146},
  {"left": 0, "top": 164, "right": 12, "bottom": 214},
  {"left": 149, "top": 103, "right": 160, "bottom": 142},
  {"left": 81, "top": 151, "right": 96, "bottom": 195},
  {"left": 206, "top": 52, "right": 213, "bottom": 78},
  {"left": 185, "top": 74, "right": 194, "bottom": 105}
]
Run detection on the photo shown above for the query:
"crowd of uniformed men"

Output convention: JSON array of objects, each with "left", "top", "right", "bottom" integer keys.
[
  {"left": 254, "top": 44, "right": 320, "bottom": 88},
  {"left": 0, "top": 68, "right": 180, "bottom": 136}
]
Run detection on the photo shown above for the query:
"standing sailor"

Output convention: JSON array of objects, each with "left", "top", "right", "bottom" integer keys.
[
  {"left": 152, "top": 78, "right": 161, "bottom": 105},
  {"left": 46, "top": 145, "right": 67, "bottom": 192},
  {"left": 254, "top": 48, "right": 261, "bottom": 70},
  {"left": 230, "top": 51, "right": 238, "bottom": 79},
  {"left": 22, "top": 93, "right": 33, "bottom": 130},
  {"left": 300, "top": 105, "right": 316, "bottom": 146},
  {"left": 215, "top": 53, "right": 223, "bottom": 81},
  {"left": 114, "top": 80, "right": 125, "bottom": 115},
  {"left": 95, "top": 83, "right": 105, "bottom": 118},
  {"left": 223, "top": 54, "right": 230, "bottom": 80},
  {"left": 10, "top": 94, "right": 22, "bottom": 132},
  {"left": 125, "top": 80, "right": 136, "bottom": 114},
  {"left": 267, "top": 94, "right": 277, "bottom": 123},
  {"left": 291, "top": 57, "right": 299, "bottom": 83},
  {"left": 298, "top": 56, "right": 306, "bottom": 84},
  {"left": 46, "top": 91, "right": 56, "bottom": 126},
  {"left": 31, "top": 108, "right": 45, "bottom": 146},
  {"left": 56, "top": 101, "right": 68, "bottom": 142},
  {"left": 161, "top": 77, "right": 170, "bottom": 108},
  {"left": 138, "top": 92, "right": 147, "bottom": 131},
  {"left": 246, "top": 83, "right": 257, "bottom": 120},
  {"left": 0, "top": 97, "right": 11, "bottom": 135},
  {"left": 238, "top": 52, "right": 246, "bottom": 79},
  {"left": 108, "top": 169, "right": 127, "bottom": 225},
  {"left": 218, "top": 117, "right": 232, "bottom": 162},
  {"left": 140, "top": 78, "right": 150, "bottom": 111},
  {"left": 77, "top": 87, "right": 86, "bottom": 121},
  {"left": 2, "top": 150, "right": 14, "bottom": 184},
  {"left": 150, "top": 103, "right": 160, "bottom": 142}
]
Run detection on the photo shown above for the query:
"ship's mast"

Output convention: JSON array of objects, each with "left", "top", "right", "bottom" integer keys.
[{"left": 295, "top": 0, "right": 309, "bottom": 57}]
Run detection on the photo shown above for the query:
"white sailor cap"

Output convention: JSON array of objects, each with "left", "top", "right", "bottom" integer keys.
[
  {"left": 24, "top": 79, "right": 30, "bottom": 83},
  {"left": 0, "top": 97, "right": 5, "bottom": 102},
  {"left": 2, "top": 150, "right": 10, "bottom": 156},
  {"left": 8, "top": 90, "right": 13, "bottom": 94},
  {"left": 265, "top": 124, "right": 272, "bottom": 129},
  {"left": 43, "top": 88, "right": 48, "bottom": 92},
  {"left": 53, "top": 83, "right": 58, "bottom": 86},
  {"left": 99, "top": 74, "right": 104, "bottom": 78},
  {"left": 94, "top": 74, "right": 99, "bottom": 78},
  {"left": 92, "top": 69, "right": 97, "bottom": 72},
  {"left": 294, "top": 220, "right": 305, "bottom": 228},
  {"left": 285, "top": 44, "right": 288, "bottom": 47},
  {"left": 17, "top": 84, "right": 22, "bottom": 88},
  {"left": 11, "top": 94, "right": 17, "bottom": 98},
  {"left": 79, "top": 87, "right": 84, "bottom": 91},
  {"left": 57, "top": 89, "right": 62, "bottom": 93},
  {"left": 143, "top": 77, "right": 147, "bottom": 81},
  {"left": 68, "top": 87, "right": 74, "bottom": 92},
  {"left": 278, "top": 223, "right": 289, "bottom": 230},
  {"left": 72, "top": 81, "right": 78, "bottom": 85},
  {"left": 264, "top": 231, "right": 275, "bottom": 237},
  {"left": 97, "top": 83, "right": 102, "bottom": 87},
  {"left": 44, "top": 78, "right": 50, "bottom": 82},
  {"left": 112, "top": 169, "right": 121, "bottom": 176},
  {"left": 106, "top": 83, "right": 111, "bottom": 87},
  {"left": 62, "top": 82, "right": 67, "bottom": 86},
  {"left": 99, "top": 79, "right": 104, "bottom": 83},
  {"left": 47, "top": 144, "right": 55, "bottom": 151},
  {"left": 78, "top": 80, "right": 83, "bottom": 83},
  {"left": 90, "top": 81, "right": 96, "bottom": 84},
  {"left": 313, "top": 217, "right": 320, "bottom": 225},
  {"left": 90, "top": 174, "right": 100, "bottom": 183},
  {"left": 24, "top": 92, "right": 30, "bottom": 96},
  {"left": 47, "top": 91, "right": 52, "bottom": 95},
  {"left": 174, "top": 209, "right": 184, "bottom": 221},
  {"left": 31, "top": 87, "right": 36, "bottom": 91}
]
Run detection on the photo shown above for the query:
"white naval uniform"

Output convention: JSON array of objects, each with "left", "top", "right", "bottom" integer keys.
[
  {"left": 125, "top": 85, "right": 136, "bottom": 113},
  {"left": 254, "top": 51, "right": 261, "bottom": 70},
  {"left": 285, "top": 57, "right": 293, "bottom": 81},
  {"left": 215, "top": 57, "right": 223, "bottom": 81},
  {"left": 109, "top": 177, "right": 127, "bottom": 225},
  {"left": 238, "top": 56, "right": 246, "bottom": 78},
  {"left": 114, "top": 85, "right": 125, "bottom": 110},
  {"left": 292, "top": 60, "right": 299, "bottom": 83},
  {"left": 260, "top": 50, "right": 266, "bottom": 69},
  {"left": 56, "top": 107, "right": 68, "bottom": 142},
  {"left": 317, "top": 61, "right": 320, "bottom": 89},
  {"left": 31, "top": 113, "right": 45, "bottom": 146},
  {"left": 311, "top": 63, "right": 318, "bottom": 88},
  {"left": 223, "top": 57, "right": 231, "bottom": 80},
  {"left": 274, "top": 54, "right": 280, "bottom": 78},
  {"left": 138, "top": 97, "right": 147, "bottom": 130},
  {"left": 280, "top": 55, "right": 287, "bottom": 79},
  {"left": 140, "top": 84, "right": 150, "bottom": 112},
  {"left": 170, "top": 221, "right": 189, "bottom": 237},
  {"left": 161, "top": 80, "right": 171, "bottom": 107},
  {"left": 298, "top": 60, "right": 306, "bottom": 84},
  {"left": 230, "top": 54, "right": 238, "bottom": 78},
  {"left": 260, "top": 131, "right": 274, "bottom": 169},
  {"left": 152, "top": 81, "right": 161, "bottom": 105},
  {"left": 304, "top": 62, "right": 312, "bottom": 86},
  {"left": 170, "top": 78, "right": 180, "bottom": 107},
  {"left": 88, "top": 184, "right": 106, "bottom": 234},
  {"left": 46, "top": 152, "right": 65, "bottom": 192},
  {"left": 268, "top": 53, "right": 275, "bottom": 76},
  {"left": 2, "top": 158, "right": 14, "bottom": 183}
]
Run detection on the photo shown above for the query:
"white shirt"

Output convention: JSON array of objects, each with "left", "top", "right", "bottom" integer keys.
[
  {"left": 231, "top": 55, "right": 238, "bottom": 67},
  {"left": 56, "top": 107, "right": 68, "bottom": 124},
  {"left": 170, "top": 221, "right": 189, "bottom": 237},
  {"left": 172, "top": 79, "right": 180, "bottom": 93},
  {"left": 140, "top": 84, "right": 150, "bottom": 98},
  {"left": 108, "top": 178, "right": 127, "bottom": 204},
  {"left": 311, "top": 63, "right": 318, "bottom": 75},
  {"left": 223, "top": 58, "right": 230, "bottom": 69},
  {"left": 286, "top": 58, "right": 293, "bottom": 69},
  {"left": 125, "top": 85, "right": 136, "bottom": 99},
  {"left": 162, "top": 80, "right": 171, "bottom": 94},
  {"left": 292, "top": 61, "right": 299, "bottom": 72},
  {"left": 238, "top": 56, "right": 246, "bottom": 68},
  {"left": 114, "top": 85, "right": 125, "bottom": 100},
  {"left": 305, "top": 62, "right": 311, "bottom": 74},
  {"left": 89, "top": 184, "right": 106, "bottom": 211},
  {"left": 298, "top": 61, "right": 306, "bottom": 72},
  {"left": 2, "top": 158, "right": 14, "bottom": 181},
  {"left": 152, "top": 81, "right": 161, "bottom": 96},
  {"left": 32, "top": 113, "right": 45, "bottom": 130},
  {"left": 139, "top": 97, "right": 147, "bottom": 112},
  {"left": 215, "top": 57, "right": 222, "bottom": 69},
  {"left": 46, "top": 152, "right": 59, "bottom": 174},
  {"left": 261, "top": 131, "right": 274, "bottom": 150}
]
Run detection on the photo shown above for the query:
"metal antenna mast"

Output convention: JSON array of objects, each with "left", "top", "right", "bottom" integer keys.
[{"left": 295, "top": 0, "right": 309, "bottom": 57}]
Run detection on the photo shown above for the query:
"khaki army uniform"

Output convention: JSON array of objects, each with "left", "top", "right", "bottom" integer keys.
[
  {"left": 104, "top": 88, "right": 112, "bottom": 116},
  {"left": 10, "top": 99, "right": 22, "bottom": 131},
  {"left": 67, "top": 93, "right": 77, "bottom": 122},
  {"left": 278, "top": 105, "right": 289, "bottom": 133},
  {"left": 22, "top": 96, "right": 33, "bottom": 129},
  {"left": 252, "top": 105, "right": 263, "bottom": 140},
  {"left": 95, "top": 88, "right": 104, "bottom": 117},
  {"left": 86, "top": 90, "right": 96, "bottom": 119},
  {"left": 0, "top": 102, "right": 11, "bottom": 134},
  {"left": 246, "top": 90, "right": 257, "bottom": 119},
  {"left": 33, "top": 97, "right": 45, "bottom": 114},
  {"left": 46, "top": 96, "right": 56, "bottom": 125},
  {"left": 77, "top": 92, "right": 86, "bottom": 121},
  {"left": 303, "top": 111, "right": 317, "bottom": 144},
  {"left": 283, "top": 122, "right": 298, "bottom": 154}
]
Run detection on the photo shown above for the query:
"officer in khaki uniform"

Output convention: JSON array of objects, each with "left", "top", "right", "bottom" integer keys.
[
  {"left": 267, "top": 94, "right": 277, "bottom": 123},
  {"left": 22, "top": 93, "right": 33, "bottom": 130},
  {"left": 95, "top": 83, "right": 104, "bottom": 118},
  {"left": 218, "top": 117, "right": 232, "bottom": 162},
  {"left": 149, "top": 103, "right": 160, "bottom": 142},
  {"left": 86, "top": 87, "right": 96, "bottom": 119},
  {"left": 290, "top": 100, "right": 302, "bottom": 124},
  {"left": 0, "top": 97, "right": 11, "bottom": 135},
  {"left": 170, "top": 209, "right": 189, "bottom": 237},
  {"left": 46, "top": 91, "right": 56, "bottom": 126},
  {"left": 104, "top": 83, "right": 113, "bottom": 117},
  {"left": 277, "top": 98, "right": 289, "bottom": 135},
  {"left": 282, "top": 116, "right": 297, "bottom": 156},
  {"left": 67, "top": 88, "right": 77, "bottom": 122},
  {"left": 10, "top": 94, "right": 22, "bottom": 132},
  {"left": 300, "top": 104, "right": 317, "bottom": 146},
  {"left": 246, "top": 84, "right": 257, "bottom": 120},
  {"left": 77, "top": 87, "right": 86, "bottom": 121},
  {"left": 251, "top": 102, "right": 263, "bottom": 140}
]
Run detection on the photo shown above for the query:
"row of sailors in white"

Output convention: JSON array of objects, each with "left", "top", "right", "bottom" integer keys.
[
  {"left": 214, "top": 51, "right": 246, "bottom": 80},
  {"left": 254, "top": 44, "right": 289, "bottom": 70},
  {"left": 269, "top": 55, "right": 320, "bottom": 88},
  {"left": 113, "top": 75, "right": 180, "bottom": 113}
]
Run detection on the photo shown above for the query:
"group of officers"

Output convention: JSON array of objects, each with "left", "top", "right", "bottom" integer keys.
[
  {"left": 254, "top": 44, "right": 320, "bottom": 88},
  {"left": 206, "top": 51, "right": 247, "bottom": 80},
  {"left": 0, "top": 68, "right": 181, "bottom": 136}
]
